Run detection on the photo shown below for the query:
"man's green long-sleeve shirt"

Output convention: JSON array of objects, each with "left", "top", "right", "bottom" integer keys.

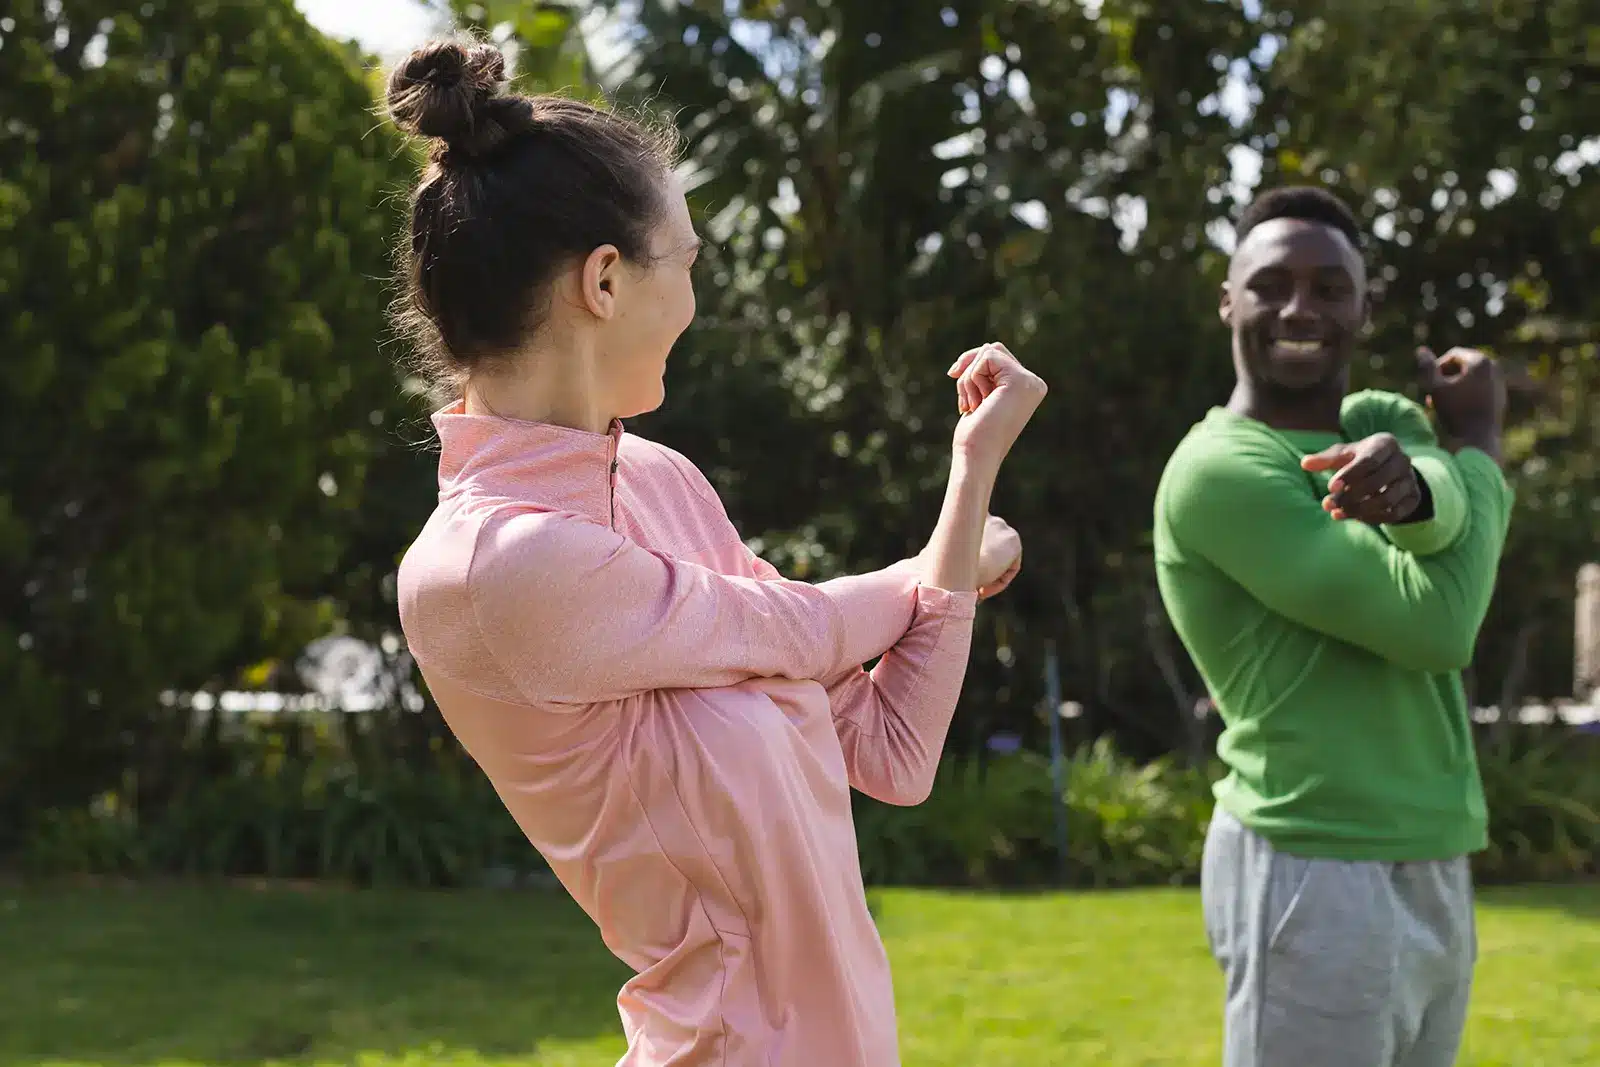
[{"left": 1154, "top": 391, "right": 1514, "bottom": 860}]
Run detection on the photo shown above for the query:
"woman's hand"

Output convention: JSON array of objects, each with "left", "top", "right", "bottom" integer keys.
[
  {"left": 916, "top": 342, "right": 1045, "bottom": 596},
  {"left": 977, "top": 515, "right": 1022, "bottom": 600},
  {"left": 948, "top": 342, "right": 1049, "bottom": 477}
]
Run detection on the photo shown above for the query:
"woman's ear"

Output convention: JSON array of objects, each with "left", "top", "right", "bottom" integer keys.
[{"left": 579, "top": 244, "right": 622, "bottom": 319}]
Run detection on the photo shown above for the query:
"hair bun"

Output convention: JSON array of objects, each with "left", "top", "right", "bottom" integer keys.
[{"left": 386, "top": 41, "right": 508, "bottom": 151}]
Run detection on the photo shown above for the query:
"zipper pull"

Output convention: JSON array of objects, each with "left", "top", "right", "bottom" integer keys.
[{"left": 608, "top": 458, "right": 619, "bottom": 528}]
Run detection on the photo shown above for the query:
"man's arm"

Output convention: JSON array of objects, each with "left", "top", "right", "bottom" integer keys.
[
  {"left": 1338, "top": 389, "right": 1470, "bottom": 555},
  {"left": 1166, "top": 432, "right": 1513, "bottom": 672},
  {"left": 1384, "top": 443, "right": 1470, "bottom": 555}
]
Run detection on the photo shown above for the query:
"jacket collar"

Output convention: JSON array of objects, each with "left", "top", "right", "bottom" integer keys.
[{"left": 432, "top": 400, "right": 622, "bottom": 525}]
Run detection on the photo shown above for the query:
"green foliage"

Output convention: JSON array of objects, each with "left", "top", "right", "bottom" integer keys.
[
  {"left": 1476, "top": 727, "right": 1600, "bottom": 884},
  {"left": 558, "top": 0, "right": 1598, "bottom": 757},
  {"left": 561, "top": 0, "right": 1263, "bottom": 754},
  {"left": 2, "top": 0, "right": 1595, "bottom": 884},
  {"left": 20, "top": 724, "right": 1593, "bottom": 890},
  {"left": 854, "top": 739, "right": 1216, "bottom": 889},
  {"left": 0, "top": 1, "right": 418, "bottom": 840},
  {"left": 444, "top": 0, "right": 592, "bottom": 94},
  {"left": 18, "top": 714, "right": 546, "bottom": 887}
]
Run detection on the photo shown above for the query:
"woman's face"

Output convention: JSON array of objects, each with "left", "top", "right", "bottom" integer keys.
[{"left": 597, "top": 174, "right": 701, "bottom": 419}]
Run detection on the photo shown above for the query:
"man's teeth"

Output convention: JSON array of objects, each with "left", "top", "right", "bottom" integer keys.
[{"left": 1275, "top": 340, "right": 1324, "bottom": 355}]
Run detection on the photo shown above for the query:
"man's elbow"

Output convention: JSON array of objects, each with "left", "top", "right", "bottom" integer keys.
[
  {"left": 1437, "top": 631, "right": 1479, "bottom": 673},
  {"left": 1399, "top": 627, "right": 1477, "bottom": 674}
]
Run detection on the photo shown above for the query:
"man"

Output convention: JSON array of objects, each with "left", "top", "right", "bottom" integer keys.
[{"left": 1153, "top": 185, "right": 1513, "bottom": 1067}]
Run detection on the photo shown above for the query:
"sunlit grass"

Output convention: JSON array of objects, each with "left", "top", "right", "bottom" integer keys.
[{"left": 1, "top": 882, "right": 1593, "bottom": 1066}]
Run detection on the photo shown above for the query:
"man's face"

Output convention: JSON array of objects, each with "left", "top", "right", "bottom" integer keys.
[{"left": 1221, "top": 217, "right": 1368, "bottom": 395}]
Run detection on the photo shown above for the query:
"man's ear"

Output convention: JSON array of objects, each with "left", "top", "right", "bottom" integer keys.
[{"left": 1218, "top": 281, "right": 1233, "bottom": 327}]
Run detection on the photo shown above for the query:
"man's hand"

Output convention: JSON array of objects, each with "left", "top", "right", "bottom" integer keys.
[
  {"left": 1301, "top": 433, "right": 1427, "bottom": 524},
  {"left": 1418, "top": 346, "right": 1505, "bottom": 462},
  {"left": 976, "top": 515, "right": 1021, "bottom": 600}
]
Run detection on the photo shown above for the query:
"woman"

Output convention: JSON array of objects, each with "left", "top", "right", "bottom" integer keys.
[{"left": 389, "top": 40, "right": 1047, "bottom": 1067}]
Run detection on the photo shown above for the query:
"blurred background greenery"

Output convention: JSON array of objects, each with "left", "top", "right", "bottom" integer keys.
[{"left": 2, "top": 0, "right": 1596, "bottom": 893}]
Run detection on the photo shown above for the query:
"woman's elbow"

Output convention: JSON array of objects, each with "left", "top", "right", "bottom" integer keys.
[
  {"left": 851, "top": 759, "right": 937, "bottom": 807},
  {"left": 862, "top": 775, "right": 935, "bottom": 807}
]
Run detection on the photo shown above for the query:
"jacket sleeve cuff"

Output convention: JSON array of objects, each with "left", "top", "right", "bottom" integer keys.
[{"left": 1382, "top": 450, "right": 1467, "bottom": 556}]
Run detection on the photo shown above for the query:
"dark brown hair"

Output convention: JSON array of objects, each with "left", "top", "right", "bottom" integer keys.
[{"left": 385, "top": 40, "right": 680, "bottom": 393}]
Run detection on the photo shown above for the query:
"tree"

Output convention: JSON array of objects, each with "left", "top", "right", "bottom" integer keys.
[
  {"left": 561, "top": 0, "right": 1264, "bottom": 755},
  {"left": 0, "top": 0, "right": 412, "bottom": 836},
  {"left": 413, "top": 0, "right": 1598, "bottom": 758}
]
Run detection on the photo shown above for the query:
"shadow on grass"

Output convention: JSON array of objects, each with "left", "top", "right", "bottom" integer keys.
[{"left": 0, "top": 882, "right": 633, "bottom": 1066}]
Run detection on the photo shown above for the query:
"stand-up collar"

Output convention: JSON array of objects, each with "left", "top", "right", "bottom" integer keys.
[{"left": 432, "top": 400, "right": 623, "bottom": 524}]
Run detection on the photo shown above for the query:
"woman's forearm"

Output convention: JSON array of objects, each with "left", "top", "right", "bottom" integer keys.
[{"left": 919, "top": 454, "right": 995, "bottom": 593}]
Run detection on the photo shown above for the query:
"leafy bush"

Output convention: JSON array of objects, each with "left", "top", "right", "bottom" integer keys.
[
  {"left": 853, "top": 738, "right": 1216, "bottom": 889},
  {"left": 13, "top": 723, "right": 1595, "bottom": 889},
  {"left": 1474, "top": 727, "right": 1600, "bottom": 884},
  {"left": 852, "top": 730, "right": 1597, "bottom": 889},
  {"left": 20, "top": 803, "right": 145, "bottom": 878},
  {"left": 18, "top": 718, "right": 547, "bottom": 888}
]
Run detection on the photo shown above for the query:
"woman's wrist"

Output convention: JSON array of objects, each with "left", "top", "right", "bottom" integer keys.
[
  {"left": 948, "top": 451, "right": 997, "bottom": 497},
  {"left": 917, "top": 456, "right": 995, "bottom": 592}
]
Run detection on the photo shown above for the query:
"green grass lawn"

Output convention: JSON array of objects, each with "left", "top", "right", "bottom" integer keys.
[{"left": 0, "top": 882, "right": 1594, "bottom": 1066}]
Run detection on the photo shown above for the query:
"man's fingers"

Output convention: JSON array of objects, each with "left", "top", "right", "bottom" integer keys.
[
  {"left": 1418, "top": 345, "right": 1476, "bottom": 391},
  {"left": 1326, "top": 448, "right": 1383, "bottom": 494},
  {"left": 1335, "top": 452, "right": 1411, "bottom": 507},
  {"left": 1329, "top": 476, "right": 1421, "bottom": 523},
  {"left": 1436, "top": 353, "right": 1464, "bottom": 381},
  {"left": 1343, "top": 480, "right": 1405, "bottom": 513},
  {"left": 1416, "top": 346, "right": 1440, "bottom": 390},
  {"left": 1355, "top": 484, "right": 1420, "bottom": 525},
  {"left": 1326, "top": 434, "right": 1401, "bottom": 493},
  {"left": 1436, "top": 350, "right": 1488, "bottom": 386},
  {"left": 1312, "top": 433, "right": 1414, "bottom": 521},
  {"left": 1300, "top": 445, "right": 1356, "bottom": 473},
  {"left": 1389, "top": 484, "right": 1422, "bottom": 520}
]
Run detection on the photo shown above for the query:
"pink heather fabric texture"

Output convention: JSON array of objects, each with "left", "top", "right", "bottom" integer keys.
[{"left": 397, "top": 402, "right": 978, "bottom": 1067}]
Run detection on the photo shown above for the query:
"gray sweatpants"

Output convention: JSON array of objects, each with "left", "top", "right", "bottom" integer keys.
[{"left": 1201, "top": 808, "right": 1477, "bottom": 1067}]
